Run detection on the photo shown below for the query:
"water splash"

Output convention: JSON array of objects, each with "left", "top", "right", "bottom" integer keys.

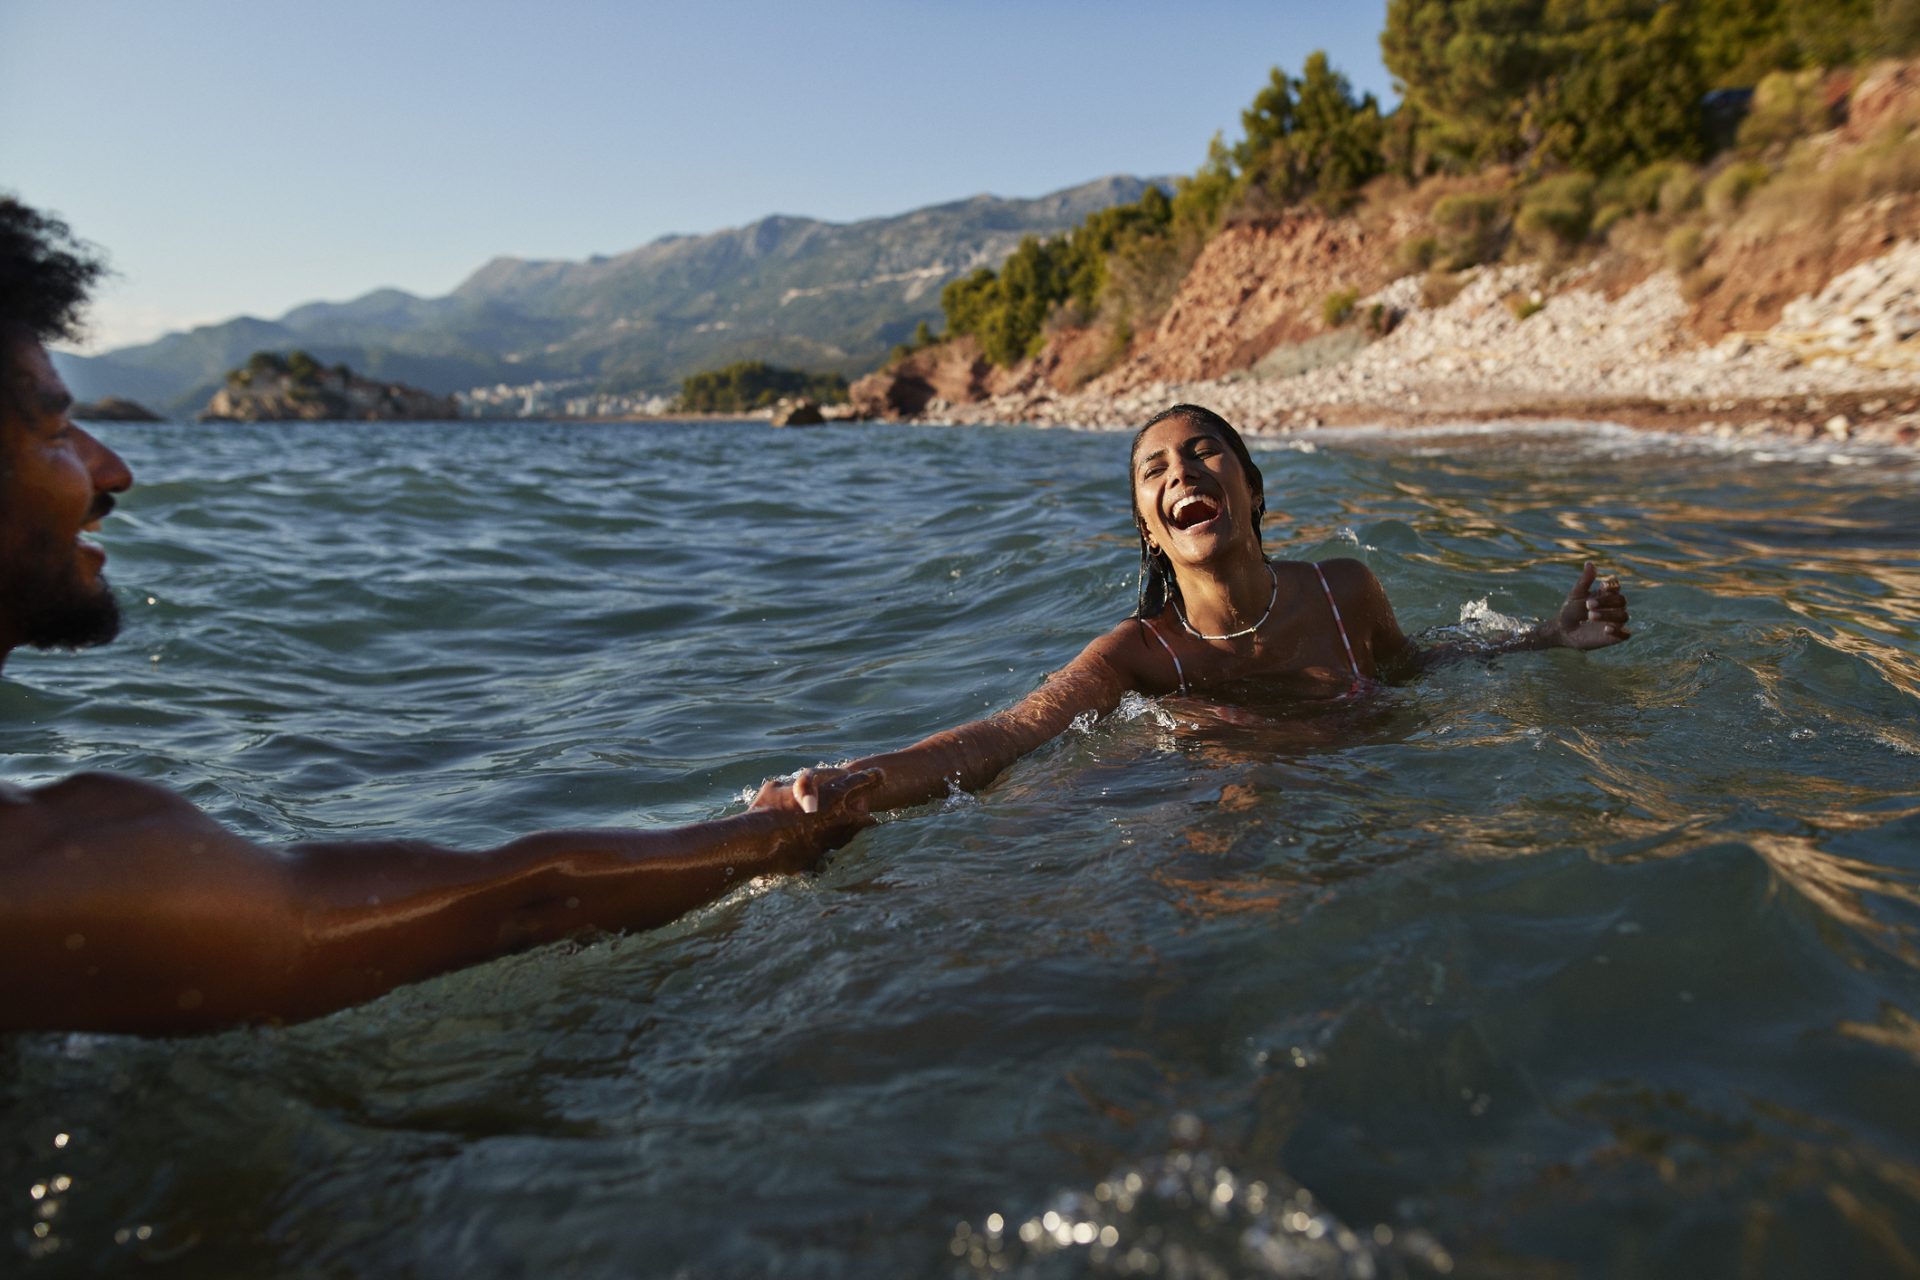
[
  {"left": 1111, "top": 691, "right": 1186, "bottom": 731},
  {"left": 1455, "top": 598, "right": 1525, "bottom": 635},
  {"left": 950, "top": 1122, "right": 1453, "bottom": 1278}
]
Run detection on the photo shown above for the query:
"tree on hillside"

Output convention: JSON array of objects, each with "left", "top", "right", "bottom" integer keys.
[
  {"left": 1171, "top": 134, "right": 1239, "bottom": 243},
  {"left": 1384, "top": 0, "right": 1710, "bottom": 174},
  {"left": 1063, "top": 184, "right": 1175, "bottom": 314},
  {"left": 1381, "top": 0, "right": 1550, "bottom": 168},
  {"left": 1690, "top": 0, "right": 1877, "bottom": 85},
  {"left": 939, "top": 186, "right": 1182, "bottom": 367},
  {"left": 1235, "top": 67, "right": 1298, "bottom": 171},
  {"left": 1534, "top": 0, "right": 1707, "bottom": 173},
  {"left": 984, "top": 236, "right": 1071, "bottom": 366},
  {"left": 1235, "top": 52, "right": 1386, "bottom": 210}
]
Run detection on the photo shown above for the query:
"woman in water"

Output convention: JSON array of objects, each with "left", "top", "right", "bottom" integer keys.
[{"left": 762, "top": 404, "right": 1631, "bottom": 817}]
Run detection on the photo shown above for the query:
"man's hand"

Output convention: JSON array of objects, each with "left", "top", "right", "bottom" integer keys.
[
  {"left": 753, "top": 766, "right": 885, "bottom": 854},
  {"left": 1546, "top": 561, "right": 1632, "bottom": 649}
]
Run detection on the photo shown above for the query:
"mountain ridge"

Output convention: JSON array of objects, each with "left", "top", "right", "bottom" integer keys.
[{"left": 56, "top": 175, "right": 1164, "bottom": 416}]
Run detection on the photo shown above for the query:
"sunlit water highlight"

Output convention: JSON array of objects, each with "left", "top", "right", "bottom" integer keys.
[{"left": 4, "top": 418, "right": 1919, "bottom": 1277}]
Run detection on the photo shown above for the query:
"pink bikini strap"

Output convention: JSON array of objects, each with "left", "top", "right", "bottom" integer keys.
[
  {"left": 1313, "top": 562, "right": 1361, "bottom": 682},
  {"left": 1138, "top": 616, "right": 1188, "bottom": 695}
]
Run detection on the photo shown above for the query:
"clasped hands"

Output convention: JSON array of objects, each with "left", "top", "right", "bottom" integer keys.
[{"left": 752, "top": 765, "right": 883, "bottom": 851}]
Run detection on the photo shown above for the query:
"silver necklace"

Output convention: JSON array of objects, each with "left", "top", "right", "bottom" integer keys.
[{"left": 1175, "top": 563, "right": 1277, "bottom": 641}]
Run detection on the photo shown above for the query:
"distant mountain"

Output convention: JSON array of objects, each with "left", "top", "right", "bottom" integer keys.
[{"left": 54, "top": 175, "right": 1164, "bottom": 417}]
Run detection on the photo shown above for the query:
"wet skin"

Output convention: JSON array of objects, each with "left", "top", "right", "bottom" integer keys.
[
  {"left": 762, "top": 409, "right": 1632, "bottom": 817},
  {"left": 0, "top": 337, "right": 878, "bottom": 1035}
]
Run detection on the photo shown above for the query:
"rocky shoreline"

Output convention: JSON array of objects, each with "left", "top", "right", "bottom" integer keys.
[{"left": 898, "top": 248, "right": 1920, "bottom": 449}]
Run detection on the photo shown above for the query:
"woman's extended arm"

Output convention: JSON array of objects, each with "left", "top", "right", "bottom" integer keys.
[
  {"left": 1334, "top": 558, "right": 1632, "bottom": 678},
  {"left": 773, "top": 625, "right": 1153, "bottom": 816},
  {"left": 0, "top": 768, "right": 878, "bottom": 1034}
]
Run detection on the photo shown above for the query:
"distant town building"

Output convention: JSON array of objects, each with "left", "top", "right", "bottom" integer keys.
[{"left": 461, "top": 380, "right": 675, "bottom": 419}]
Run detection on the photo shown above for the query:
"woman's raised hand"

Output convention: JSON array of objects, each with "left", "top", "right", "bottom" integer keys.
[{"left": 1548, "top": 561, "right": 1632, "bottom": 649}]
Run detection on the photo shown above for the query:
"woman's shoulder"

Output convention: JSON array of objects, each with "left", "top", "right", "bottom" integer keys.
[
  {"left": 1276, "top": 556, "right": 1395, "bottom": 638},
  {"left": 1270, "top": 555, "right": 1380, "bottom": 592},
  {"left": 1089, "top": 612, "right": 1164, "bottom": 659},
  {"left": 1080, "top": 613, "right": 1181, "bottom": 693}
]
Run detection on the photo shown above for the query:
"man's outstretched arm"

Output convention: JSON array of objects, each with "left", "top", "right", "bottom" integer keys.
[{"left": 0, "top": 769, "right": 875, "bottom": 1035}]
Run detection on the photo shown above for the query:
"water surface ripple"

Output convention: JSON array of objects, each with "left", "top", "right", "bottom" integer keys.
[{"left": 5, "top": 419, "right": 1919, "bottom": 1277}]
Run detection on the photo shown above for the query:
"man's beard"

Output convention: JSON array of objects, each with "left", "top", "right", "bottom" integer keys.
[{"left": 0, "top": 527, "right": 121, "bottom": 651}]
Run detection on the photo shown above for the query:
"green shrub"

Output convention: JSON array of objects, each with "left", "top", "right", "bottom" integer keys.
[
  {"left": 1738, "top": 69, "right": 1834, "bottom": 153},
  {"left": 1622, "top": 160, "right": 1688, "bottom": 214},
  {"left": 1741, "top": 125, "right": 1920, "bottom": 232},
  {"left": 286, "top": 350, "right": 322, "bottom": 385},
  {"left": 1514, "top": 172, "right": 1598, "bottom": 252},
  {"left": 1591, "top": 202, "right": 1631, "bottom": 237},
  {"left": 1394, "top": 234, "right": 1439, "bottom": 273},
  {"left": 1431, "top": 193, "right": 1507, "bottom": 268},
  {"left": 1365, "top": 302, "right": 1391, "bottom": 335},
  {"left": 1664, "top": 224, "right": 1706, "bottom": 273},
  {"left": 1657, "top": 166, "right": 1703, "bottom": 216},
  {"left": 1321, "top": 287, "right": 1360, "bottom": 327},
  {"left": 1704, "top": 161, "right": 1772, "bottom": 218}
]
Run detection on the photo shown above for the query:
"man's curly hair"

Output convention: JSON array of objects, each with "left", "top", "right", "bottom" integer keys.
[{"left": 0, "top": 195, "right": 105, "bottom": 355}]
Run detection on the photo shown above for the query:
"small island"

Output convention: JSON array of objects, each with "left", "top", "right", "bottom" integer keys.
[
  {"left": 201, "top": 351, "right": 458, "bottom": 422},
  {"left": 72, "top": 396, "right": 163, "bottom": 422}
]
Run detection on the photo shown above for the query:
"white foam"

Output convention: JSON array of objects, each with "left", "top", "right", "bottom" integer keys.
[{"left": 1458, "top": 597, "right": 1526, "bottom": 635}]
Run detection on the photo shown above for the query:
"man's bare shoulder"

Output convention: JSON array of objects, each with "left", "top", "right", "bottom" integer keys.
[{"left": 0, "top": 771, "right": 246, "bottom": 861}]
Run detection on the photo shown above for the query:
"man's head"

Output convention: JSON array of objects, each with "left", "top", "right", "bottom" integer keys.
[{"left": 0, "top": 198, "right": 133, "bottom": 667}]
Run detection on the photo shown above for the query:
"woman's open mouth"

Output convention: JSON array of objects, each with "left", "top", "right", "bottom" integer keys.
[{"left": 1169, "top": 495, "right": 1221, "bottom": 531}]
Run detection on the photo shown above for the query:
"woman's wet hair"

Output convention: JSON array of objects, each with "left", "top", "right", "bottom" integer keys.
[{"left": 1129, "top": 404, "right": 1265, "bottom": 618}]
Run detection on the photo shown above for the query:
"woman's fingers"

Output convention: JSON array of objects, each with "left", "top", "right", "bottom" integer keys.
[
  {"left": 751, "top": 769, "right": 831, "bottom": 813},
  {"left": 790, "top": 767, "right": 847, "bottom": 814},
  {"left": 1567, "top": 560, "right": 1599, "bottom": 603},
  {"left": 1579, "top": 570, "right": 1628, "bottom": 627},
  {"left": 752, "top": 767, "right": 884, "bottom": 823},
  {"left": 787, "top": 766, "right": 883, "bottom": 816}
]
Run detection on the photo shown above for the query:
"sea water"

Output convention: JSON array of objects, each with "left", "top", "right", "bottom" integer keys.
[{"left": 4, "top": 418, "right": 1918, "bottom": 1277}]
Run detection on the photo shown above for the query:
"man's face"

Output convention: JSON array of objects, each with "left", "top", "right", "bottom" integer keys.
[{"left": 0, "top": 335, "right": 134, "bottom": 660}]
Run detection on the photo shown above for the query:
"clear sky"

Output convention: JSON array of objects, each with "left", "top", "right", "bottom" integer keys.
[{"left": 3, "top": 0, "right": 1392, "bottom": 352}]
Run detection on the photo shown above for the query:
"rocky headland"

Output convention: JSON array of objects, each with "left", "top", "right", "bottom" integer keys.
[
  {"left": 851, "top": 62, "right": 1920, "bottom": 449},
  {"left": 201, "top": 352, "right": 459, "bottom": 422}
]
